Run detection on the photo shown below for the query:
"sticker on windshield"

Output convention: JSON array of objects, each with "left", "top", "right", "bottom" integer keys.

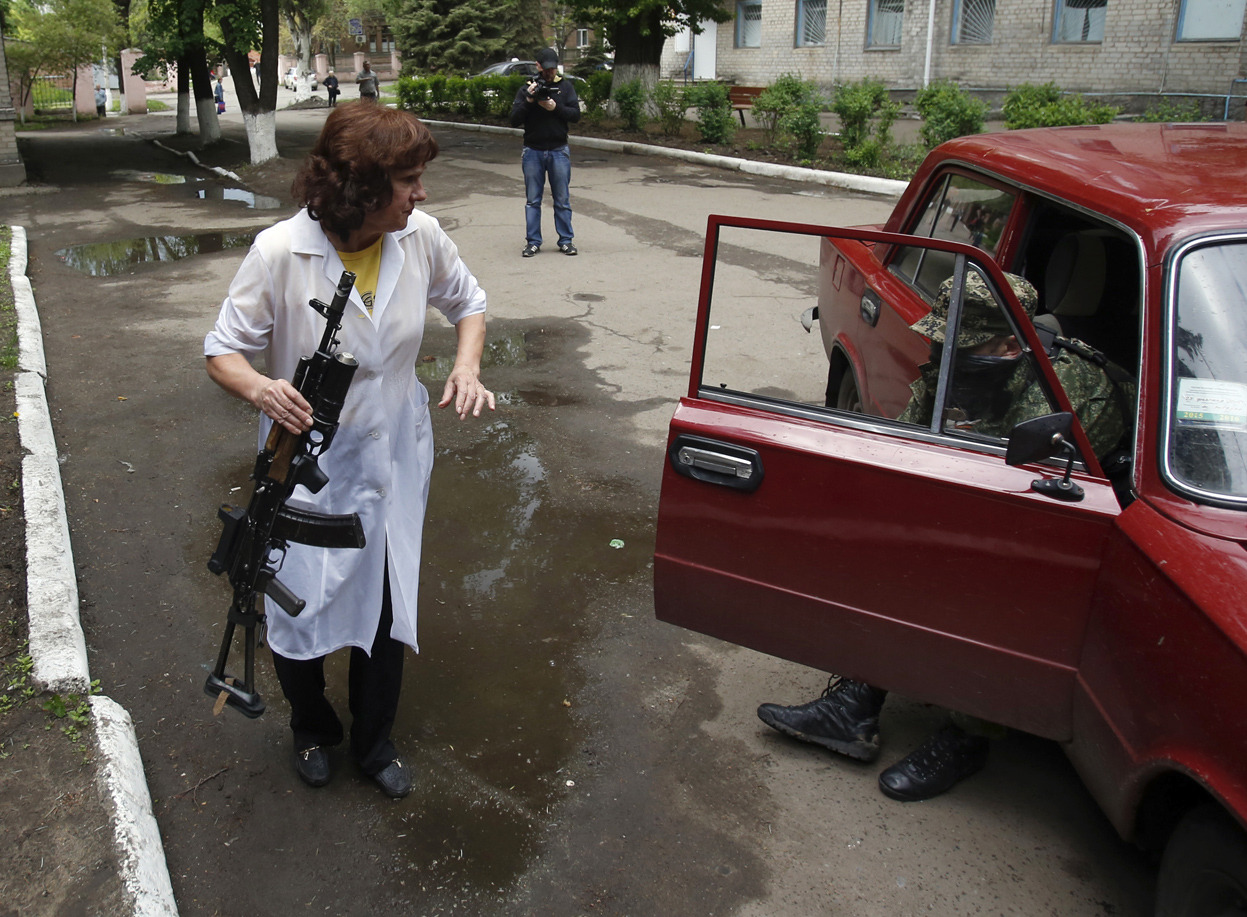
[{"left": 1176, "top": 378, "right": 1247, "bottom": 429}]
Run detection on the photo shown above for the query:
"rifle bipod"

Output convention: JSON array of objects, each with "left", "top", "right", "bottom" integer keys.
[{"left": 205, "top": 600, "right": 266, "bottom": 718}]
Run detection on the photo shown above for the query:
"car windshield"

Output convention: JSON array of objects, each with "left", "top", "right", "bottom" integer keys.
[{"left": 1165, "top": 238, "right": 1247, "bottom": 504}]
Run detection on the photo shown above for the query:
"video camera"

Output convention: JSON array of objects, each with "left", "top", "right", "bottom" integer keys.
[{"left": 527, "top": 76, "right": 551, "bottom": 101}]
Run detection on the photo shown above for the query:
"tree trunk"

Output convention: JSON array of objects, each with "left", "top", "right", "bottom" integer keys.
[
  {"left": 220, "top": 0, "right": 280, "bottom": 163},
  {"left": 189, "top": 56, "right": 221, "bottom": 145},
  {"left": 608, "top": 8, "right": 665, "bottom": 112},
  {"left": 176, "top": 56, "right": 192, "bottom": 134}
]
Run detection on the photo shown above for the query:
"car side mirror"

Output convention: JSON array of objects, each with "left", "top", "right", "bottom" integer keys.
[{"left": 1006, "top": 413, "right": 1084, "bottom": 501}]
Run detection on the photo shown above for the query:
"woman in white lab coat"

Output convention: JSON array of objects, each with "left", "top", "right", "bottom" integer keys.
[{"left": 204, "top": 103, "right": 495, "bottom": 798}]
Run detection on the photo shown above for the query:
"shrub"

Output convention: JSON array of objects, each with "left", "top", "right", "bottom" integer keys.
[
  {"left": 687, "top": 82, "right": 736, "bottom": 144},
  {"left": 914, "top": 79, "right": 987, "bottom": 149},
  {"left": 831, "top": 78, "right": 900, "bottom": 166},
  {"left": 614, "top": 79, "right": 647, "bottom": 132},
  {"left": 651, "top": 81, "right": 688, "bottom": 137},
  {"left": 1002, "top": 82, "right": 1119, "bottom": 129},
  {"left": 753, "top": 74, "right": 827, "bottom": 161},
  {"left": 580, "top": 71, "right": 613, "bottom": 122},
  {"left": 1139, "top": 96, "right": 1208, "bottom": 122}
]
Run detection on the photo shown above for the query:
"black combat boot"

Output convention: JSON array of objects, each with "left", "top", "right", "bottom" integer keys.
[
  {"left": 757, "top": 676, "right": 889, "bottom": 761},
  {"left": 877, "top": 724, "right": 989, "bottom": 802}
]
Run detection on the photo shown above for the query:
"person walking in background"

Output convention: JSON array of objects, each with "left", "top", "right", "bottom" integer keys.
[
  {"left": 510, "top": 48, "right": 580, "bottom": 258},
  {"left": 95, "top": 84, "right": 106, "bottom": 117},
  {"left": 204, "top": 104, "right": 496, "bottom": 799},
  {"left": 214, "top": 78, "right": 225, "bottom": 114},
  {"left": 356, "top": 60, "right": 379, "bottom": 102},
  {"left": 324, "top": 70, "right": 340, "bottom": 107}
]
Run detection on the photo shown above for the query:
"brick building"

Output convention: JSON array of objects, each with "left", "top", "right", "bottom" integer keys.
[
  {"left": 0, "top": 29, "right": 25, "bottom": 186},
  {"left": 663, "top": 0, "right": 1247, "bottom": 114}
]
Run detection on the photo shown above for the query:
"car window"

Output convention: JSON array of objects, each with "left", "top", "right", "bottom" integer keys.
[
  {"left": 1164, "top": 237, "right": 1247, "bottom": 504},
  {"left": 891, "top": 174, "right": 1017, "bottom": 302},
  {"left": 698, "top": 224, "right": 1060, "bottom": 454}
]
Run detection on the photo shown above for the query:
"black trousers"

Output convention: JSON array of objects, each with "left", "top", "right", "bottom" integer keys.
[{"left": 270, "top": 571, "right": 405, "bottom": 776}]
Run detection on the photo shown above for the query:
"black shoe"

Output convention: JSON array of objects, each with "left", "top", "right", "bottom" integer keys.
[
  {"left": 294, "top": 745, "right": 331, "bottom": 787},
  {"left": 522, "top": 243, "right": 540, "bottom": 258},
  {"left": 558, "top": 242, "right": 578, "bottom": 256},
  {"left": 757, "top": 677, "right": 888, "bottom": 761},
  {"left": 877, "top": 725, "right": 989, "bottom": 802},
  {"left": 373, "top": 758, "right": 412, "bottom": 798}
]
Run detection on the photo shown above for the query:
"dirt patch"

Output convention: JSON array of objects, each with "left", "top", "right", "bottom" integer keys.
[{"left": 0, "top": 231, "right": 125, "bottom": 915}]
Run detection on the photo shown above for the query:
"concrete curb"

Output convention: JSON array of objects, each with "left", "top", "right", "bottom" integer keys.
[
  {"left": 423, "top": 119, "right": 910, "bottom": 199},
  {"left": 10, "top": 225, "right": 179, "bottom": 916}
]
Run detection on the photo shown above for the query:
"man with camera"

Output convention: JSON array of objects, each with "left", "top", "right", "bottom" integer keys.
[{"left": 510, "top": 48, "right": 581, "bottom": 258}]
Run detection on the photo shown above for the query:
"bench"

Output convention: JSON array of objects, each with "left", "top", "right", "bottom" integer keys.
[{"left": 728, "top": 86, "right": 765, "bottom": 126}]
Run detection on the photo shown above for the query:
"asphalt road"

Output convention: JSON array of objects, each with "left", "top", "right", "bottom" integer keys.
[{"left": 4, "top": 103, "right": 1153, "bottom": 916}]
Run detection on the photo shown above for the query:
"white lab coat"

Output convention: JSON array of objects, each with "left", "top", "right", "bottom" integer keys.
[{"left": 204, "top": 209, "right": 487, "bottom": 659}]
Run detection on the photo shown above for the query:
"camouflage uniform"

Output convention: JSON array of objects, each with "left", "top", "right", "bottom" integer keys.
[{"left": 898, "top": 272, "right": 1133, "bottom": 461}]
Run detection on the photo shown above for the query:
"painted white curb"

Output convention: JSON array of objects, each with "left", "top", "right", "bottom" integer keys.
[
  {"left": 92, "top": 696, "right": 179, "bottom": 917},
  {"left": 424, "top": 119, "right": 910, "bottom": 198},
  {"left": 11, "top": 225, "right": 179, "bottom": 915}
]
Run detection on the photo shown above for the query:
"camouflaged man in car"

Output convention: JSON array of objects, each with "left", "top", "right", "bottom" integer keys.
[{"left": 897, "top": 271, "right": 1134, "bottom": 461}]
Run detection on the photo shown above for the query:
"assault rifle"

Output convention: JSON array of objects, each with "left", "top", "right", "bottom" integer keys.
[{"left": 205, "top": 270, "right": 366, "bottom": 718}]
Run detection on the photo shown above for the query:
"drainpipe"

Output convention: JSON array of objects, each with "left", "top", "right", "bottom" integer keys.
[{"left": 923, "top": 0, "right": 937, "bottom": 87}]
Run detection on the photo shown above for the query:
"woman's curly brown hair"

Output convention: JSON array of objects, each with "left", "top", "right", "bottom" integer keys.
[{"left": 292, "top": 103, "right": 439, "bottom": 243}]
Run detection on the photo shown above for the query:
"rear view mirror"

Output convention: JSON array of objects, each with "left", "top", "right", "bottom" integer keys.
[{"left": 1006, "top": 413, "right": 1084, "bottom": 501}]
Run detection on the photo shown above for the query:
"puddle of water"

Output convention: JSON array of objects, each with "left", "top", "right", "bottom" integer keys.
[
  {"left": 112, "top": 169, "right": 188, "bottom": 184},
  {"left": 415, "top": 331, "right": 527, "bottom": 384},
  {"left": 194, "top": 186, "right": 284, "bottom": 210},
  {"left": 55, "top": 231, "right": 256, "bottom": 276}
]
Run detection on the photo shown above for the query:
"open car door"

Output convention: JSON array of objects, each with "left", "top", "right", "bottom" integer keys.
[{"left": 653, "top": 216, "right": 1123, "bottom": 741}]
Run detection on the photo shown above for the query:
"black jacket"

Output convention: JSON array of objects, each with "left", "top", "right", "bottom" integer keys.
[{"left": 510, "top": 76, "right": 580, "bottom": 150}]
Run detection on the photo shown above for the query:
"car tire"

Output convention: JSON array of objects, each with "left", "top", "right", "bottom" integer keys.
[
  {"left": 832, "top": 366, "right": 862, "bottom": 414},
  {"left": 1155, "top": 805, "right": 1247, "bottom": 917}
]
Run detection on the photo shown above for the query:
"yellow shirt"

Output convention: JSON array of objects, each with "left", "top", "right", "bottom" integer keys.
[{"left": 336, "top": 237, "right": 383, "bottom": 314}]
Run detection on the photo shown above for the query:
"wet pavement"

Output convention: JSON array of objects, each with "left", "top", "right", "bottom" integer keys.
[{"left": 3, "top": 104, "right": 1153, "bottom": 915}]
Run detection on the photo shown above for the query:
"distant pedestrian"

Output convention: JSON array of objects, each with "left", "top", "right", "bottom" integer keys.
[
  {"left": 510, "top": 48, "right": 580, "bottom": 258},
  {"left": 214, "top": 79, "right": 225, "bottom": 114},
  {"left": 324, "top": 70, "right": 340, "bottom": 107},
  {"left": 95, "top": 84, "right": 106, "bottom": 118},
  {"left": 356, "top": 61, "right": 379, "bottom": 102}
]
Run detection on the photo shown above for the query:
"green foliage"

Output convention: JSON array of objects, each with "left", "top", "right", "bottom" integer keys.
[
  {"left": 1139, "top": 96, "right": 1208, "bottom": 123},
  {"left": 614, "top": 78, "right": 647, "bottom": 132},
  {"left": 0, "top": 650, "right": 35, "bottom": 718},
  {"left": 579, "top": 70, "right": 613, "bottom": 123},
  {"left": 687, "top": 81, "right": 736, "bottom": 145},
  {"left": 1002, "top": 82, "right": 1119, "bottom": 129},
  {"left": 396, "top": 72, "right": 529, "bottom": 118},
  {"left": 386, "top": 0, "right": 515, "bottom": 73},
  {"left": 651, "top": 80, "right": 687, "bottom": 137},
  {"left": 0, "top": 227, "right": 16, "bottom": 372},
  {"left": 913, "top": 79, "right": 987, "bottom": 149},
  {"left": 831, "top": 78, "right": 900, "bottom": 169},
  {"left": 753, "top": 74, "right": 827, "bottom": 161},
  {"left": 561, "top": 0, "right": 731, "bottom": 72},
  {"left": 42, "top": 681, "right": 99, "bottom": 747},
  {"left": 572, "top": 37, "right": 612, "bottom": 77}
]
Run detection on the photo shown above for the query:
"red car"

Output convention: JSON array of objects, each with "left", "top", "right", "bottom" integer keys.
[{"left": 654, "top": 123, "right": 1247, "bottom": 916}]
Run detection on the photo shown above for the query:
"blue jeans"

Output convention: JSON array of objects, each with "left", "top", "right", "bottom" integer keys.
[{"left": 522, "top": 145, "right": 573, "bottom": 248}]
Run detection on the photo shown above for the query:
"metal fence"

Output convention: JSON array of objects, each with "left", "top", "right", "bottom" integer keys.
[{"left": 31, "top": 74, "right": 74, "bottom": 111}]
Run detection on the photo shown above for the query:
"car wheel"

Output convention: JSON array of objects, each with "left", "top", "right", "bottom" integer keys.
[
  {"left": 1155, "top": 805, "right": 1247, "bottom": 917},
  {"left": 831, "top": 366, "right": 862, "bottom": 413}
]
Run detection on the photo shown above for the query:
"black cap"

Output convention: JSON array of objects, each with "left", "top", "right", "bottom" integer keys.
[{"left": 536, "top": 48, "right": 559, "bottom": 68}]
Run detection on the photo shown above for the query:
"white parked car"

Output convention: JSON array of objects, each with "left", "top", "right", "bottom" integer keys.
[{"left": 282, "top": 68, "right": 318, "bottom": 91}]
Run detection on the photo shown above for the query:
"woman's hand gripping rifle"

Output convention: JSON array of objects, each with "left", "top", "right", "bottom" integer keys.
[{"left": 204, "top": 271, "right": 366, "bottom": 718}]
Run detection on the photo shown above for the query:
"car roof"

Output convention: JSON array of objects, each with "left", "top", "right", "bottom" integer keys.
[{"left": 924, "top": 123, "right": 1247, "bottom": 260}]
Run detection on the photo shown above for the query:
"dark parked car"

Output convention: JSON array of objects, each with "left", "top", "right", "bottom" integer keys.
[
  {"left": 473, "top": 60, "right": 539, "bottom": 78},
  {"left": 655, "top": 123, "right": 1247, "bottom": 917}
]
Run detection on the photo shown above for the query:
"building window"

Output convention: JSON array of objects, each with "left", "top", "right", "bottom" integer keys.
[
  {"left": 867, "top": 0, "right": 905, "bottom": 47},
  {"left": 1176, "top": 0, "right": 1246, "bottom": 40},
  {"left": 952, "top": 0, "right": 995, "bottom": 43},
  {"left": 737, "top": 0, "right": 763, "bottom": 47},
  {"left": 797, "top": 0, "right": 827, "bottom": 46},
  {"left": 1053, "top": 0, "right": 1105, "bottom": 42},
  {"left": 577, "top": 28, "right": 590, "bottom": 48}
]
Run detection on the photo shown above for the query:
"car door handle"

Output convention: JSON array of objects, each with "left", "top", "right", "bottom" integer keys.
[{"left": 668, "top": 435, "right": 764, "bottom": 492}]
